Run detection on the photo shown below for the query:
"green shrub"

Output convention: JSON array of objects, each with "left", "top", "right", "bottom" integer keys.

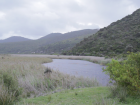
[
  {"left": 0, "top": 86, "right": 15, "bottom": 105},
  {"left": 103, "top": 52, "right": 140, "bottom": 95},
  {"left": 109, "top": 85, "right": 127, "bottom": 102},
  {"left": 0, "top": 72, "right": 22, "bottom": 105},
  {"left": 48, "top": 95, "right": 52, "bottom": 102}
]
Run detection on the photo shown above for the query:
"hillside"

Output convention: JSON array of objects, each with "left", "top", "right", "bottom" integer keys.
[
  {"left": 37, "top": 35, "right": 93, "bottom": 54},
  {"left": 0, "top": 36, "right": 31, "bottom": 43},
  {"left": 0, "top": 29, "right": 98, "bottom": 54},
  {"left": 63, "top": 8, "right": 140, "bottom": 57}
]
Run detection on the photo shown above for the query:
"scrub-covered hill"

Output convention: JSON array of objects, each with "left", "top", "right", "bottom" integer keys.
[{"left": 63, "top": 9, "right": 140, "bottom": 57}]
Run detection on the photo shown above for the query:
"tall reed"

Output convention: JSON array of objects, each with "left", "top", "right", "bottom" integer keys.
[{"left": 0, "top": 55, "right": 98, "bottom": 99}]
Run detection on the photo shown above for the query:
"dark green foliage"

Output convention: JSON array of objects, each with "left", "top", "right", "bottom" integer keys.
[
  {"left": 103, "top": 52, "right": 140, "bottom": 95},
  {"left": 38, "top": 35, "right": 91, "bottom": 54},
  {"left": 48, "top": 95, "right": 52, "bottom": 102},
  {"left": 63, "top": 8, "right": 140, "bottom": 56},
  {"left": 75, "top": 92, "right": 78, "bottom": 96},
  {"left": 44, "top": 67, "right": 52, "bottom": 74},
  {"left": 4, "top": 73, "right": 22, "bottom": 99},
  {"left": 109, "top": 85, "right": 127, "bottom": 102},
  {"left": 0, "top": 72, "right": 22, "bottom": 105}
]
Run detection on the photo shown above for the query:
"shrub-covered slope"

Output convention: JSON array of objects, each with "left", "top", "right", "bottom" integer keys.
[
  {"left": 37, "top": 35, "right": 92, "bottom": 54},
  {"left": 63, "top": 9, "right": 140, "bottom": 56}
]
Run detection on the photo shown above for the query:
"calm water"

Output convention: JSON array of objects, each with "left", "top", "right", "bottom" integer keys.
[{"left": 43, "top": 59, "right": 110, "bottom": 86}]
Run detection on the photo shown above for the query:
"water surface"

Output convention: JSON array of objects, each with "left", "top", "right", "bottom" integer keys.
[{"left": 43, "top": 59, "right": 110, "bottom": 86}]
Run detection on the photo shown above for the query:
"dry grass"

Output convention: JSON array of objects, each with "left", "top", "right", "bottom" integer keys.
[
  {"left": 0, "top": 55, "right": 52, "bottom": 97},
  {"left": 0, "top": 54, "right": 98, "bottom": 99},
  {"left": 11, "top": 54, "right": 111, "bottom": 65}
]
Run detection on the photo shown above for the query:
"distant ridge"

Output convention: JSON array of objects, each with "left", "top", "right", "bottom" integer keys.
[
  {"left": 63, "top": 8, "right": 140, "bottom": 56},
  {"left": 0, "top": 29, "right": 98, "bottom": 54},
  {"left": 0, "top": 36, "right": 32, "bottom": 43}
]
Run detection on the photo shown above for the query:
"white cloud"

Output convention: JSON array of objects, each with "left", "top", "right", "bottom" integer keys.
[
  {"left": 77, "top": 22, "right": 86, "bottom": 26},
  {"left": 0, "top": 11, "right": 6, "bottom": 20},
  {"left": 0, "top": 0, "right": 139, "bottom": 39},
  {"left": 87, "top": 23, "right": 92, "bottom": 26}
]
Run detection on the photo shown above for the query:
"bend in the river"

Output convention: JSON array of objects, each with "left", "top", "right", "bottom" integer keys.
[{"left": 43, "top": 59, "right": 110, "bottom": 86}]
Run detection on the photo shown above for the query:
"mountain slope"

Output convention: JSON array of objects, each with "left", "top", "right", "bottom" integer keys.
[
  {"left": 0, "top": 36, "right": 32, "bottom": 43},
  {"left": 0, "top": 29, "right": 98, "bottom": 54},
  {"left": 37, "top": 35, "right": 92, "bottom": 54},
  {"left": 37, "top": 29, "right": 99, "bottom": 45},
  {"left": 63, "top": 8, "right": 140, "bottom": 56}
]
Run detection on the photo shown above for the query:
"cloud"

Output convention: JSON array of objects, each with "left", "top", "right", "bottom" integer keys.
[
  {"left": 0, "top": 0, "right": 139, "bottom": 39},
  {"left": 0, "top": 11, "right": 6, "bottom": 19}
]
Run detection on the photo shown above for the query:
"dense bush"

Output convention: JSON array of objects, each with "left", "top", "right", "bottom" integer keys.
[
  {"left": 103, "top": 52, "right": 140, "bottom": 95},
  {"left": 0, "top": 72, "right": 22, "bottom": 105}
]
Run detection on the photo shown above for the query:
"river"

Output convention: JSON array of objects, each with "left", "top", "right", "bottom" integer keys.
[{"left": 43, "top": 59, "right": 110, "bottom": 86}]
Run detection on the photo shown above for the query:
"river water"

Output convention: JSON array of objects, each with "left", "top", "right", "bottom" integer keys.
[{"left": 43, "top": 59, "right": 110, "bottom": 86}]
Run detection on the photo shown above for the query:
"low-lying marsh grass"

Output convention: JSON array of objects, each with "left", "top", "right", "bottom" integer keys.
[
  {"left": 0, "top": 55, "right": 98, "bottom": 104},
  {"left": 47, "top": 55, "right": 111, "bottom": 65},
  {"left": 12, "top": 54, "right": 111, "bottom": 65}
]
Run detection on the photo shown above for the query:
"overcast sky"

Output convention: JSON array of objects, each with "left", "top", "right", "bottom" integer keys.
[{"left": 0, "top": 0, "right": 139, "bottom": 39}]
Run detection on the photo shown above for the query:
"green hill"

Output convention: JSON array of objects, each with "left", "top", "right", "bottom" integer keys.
[
  {"left": 0, "top": 29, "right": 98, "bottom": 54},
  {"left": 63, "top": 8, "right": 140, "bottom": 57},
  {"left": 37, "top": 35, "right": 93, "bottom": 54},
  {"left": 0, "top": 36, "right": 32, "bottom": 43}
]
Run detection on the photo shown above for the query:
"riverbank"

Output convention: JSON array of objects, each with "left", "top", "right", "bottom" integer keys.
[
  {"left": 0, "top": 55, "right": 98, "bottom": 105},
  {"left": 11, "top": 54, "right": 111, "bottom": 65}
]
